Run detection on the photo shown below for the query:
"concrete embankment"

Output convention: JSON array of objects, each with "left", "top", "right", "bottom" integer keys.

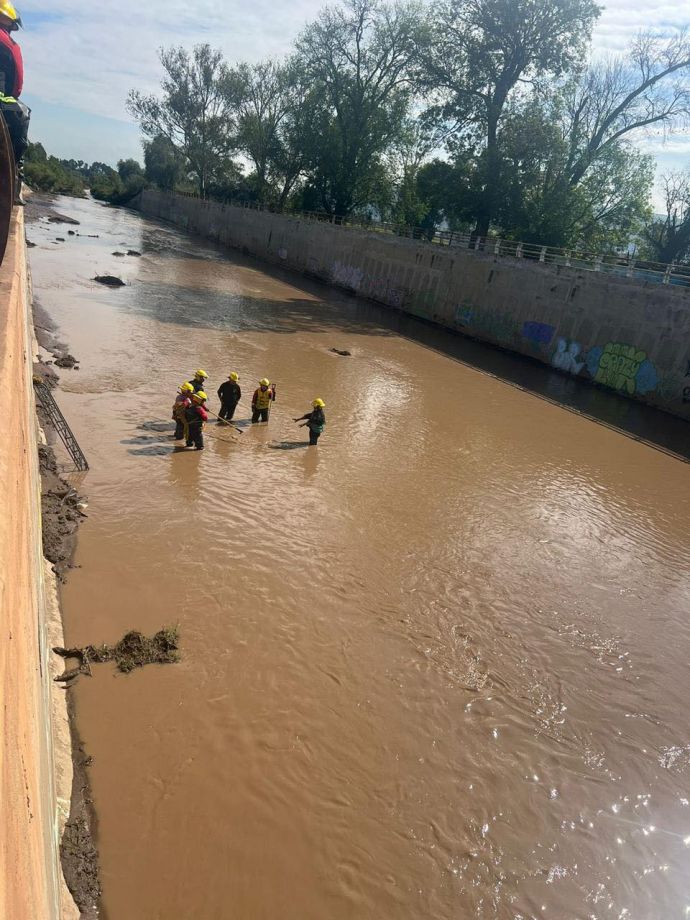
[
  {"left": 136, "top": 190, "right": 690, "bottom": 421},
  {"left": 0, "top": 208, "right": 77, "bottom": 919}
]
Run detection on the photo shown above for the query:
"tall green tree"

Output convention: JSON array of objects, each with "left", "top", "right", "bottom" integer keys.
[
  {"left": 227, "top": 60, "right": 308, "bottom": 205},
  {"left": 495, "top": 95, "right": 653, "bottom": 249},
  {"left": 144, "top": 135, "right": 186, "bottom": 191},
  {"left": 127, "top": 44, "right": 236, "bottom": 197},
  {"left": 423, "top": 0, "right": 600, "bottom": 237},
  {"left": 295, "top": 0, "right": 426, "bottom": 217}
]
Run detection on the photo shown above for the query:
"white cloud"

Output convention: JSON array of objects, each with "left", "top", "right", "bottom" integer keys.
[{"left": 20, "top": 0, "right": 327, "bottom": 120}]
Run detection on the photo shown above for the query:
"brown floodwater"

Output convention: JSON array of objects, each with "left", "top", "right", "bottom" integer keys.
[{"left": 29, "top": 196, "right": 690, "bottom": 920}]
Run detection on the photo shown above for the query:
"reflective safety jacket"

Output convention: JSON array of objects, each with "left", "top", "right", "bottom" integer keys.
[
  {"left": 252, "top": 386, "right": 275, "bottom": 411},
  {"left": 0, "top": 30, "right": 22, "bottom": 98}
]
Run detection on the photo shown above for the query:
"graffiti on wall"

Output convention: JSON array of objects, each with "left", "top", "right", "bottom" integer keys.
[
  {"left": 549, "top": 338, "right": 660, "bottom": 396},
  {"left": 522, "top": 321, "right": 555, "bottom": 346},
  {"left": 454, "top": 303, "right": 514, "bottom": 342},
  {"left": 552, "top": 338, "right": 585, "bottom": 374},
  {"left": 367, "top": 276, "right": 405, "bottom": 308},
  {"left": 586, "top": 343, "right": 659, "bottom": 395},
  {"left": 331, "top": 261, "right": 364, "bottom": 291},
  {"left": 277, "top": 247, "right": 288, "bottom": 261}
]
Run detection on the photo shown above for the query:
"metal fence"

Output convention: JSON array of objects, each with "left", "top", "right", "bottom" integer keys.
[{"left": 167, "top": 190, "right": 690, "bottom": 289}]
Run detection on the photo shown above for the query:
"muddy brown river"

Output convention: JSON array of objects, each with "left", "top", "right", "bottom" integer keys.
[{"left": 29, "top": 196, "right": 690, "bottom": 919}]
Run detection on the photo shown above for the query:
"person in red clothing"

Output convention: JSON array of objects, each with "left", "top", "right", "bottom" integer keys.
[
  {"left": 0, "top": 1, "right": 29, "bottom": 203},
  {"left": 184, "top": 391, "right": 209, "bottom": 450}
]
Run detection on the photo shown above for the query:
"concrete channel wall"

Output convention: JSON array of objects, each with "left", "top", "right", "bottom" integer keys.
[
  {"left": 137, "top": 190, "right": 690, "bottom": 421},
  {"left": 0, "top": 210, "right": 75, "bottom": 919}
]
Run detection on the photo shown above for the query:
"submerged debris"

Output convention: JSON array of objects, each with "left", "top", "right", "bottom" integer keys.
[
  {"left": 54, "top": 627, "right": 181, "bottom": 682},
  {"left": 112, "top": 251, "right": 125, "bottom": 257},
  {"left": 330, "top": 348, "right": 351, "bottom": 356},
  {"left": 48, "top": 214, "right": 80, "bottom": 226},
  {"left": 26, "top": 239, "right": 36, "bottom": 247},
  {"left": 127, "top": 249, "right": 142, "bottom": 257},
  {"left": 54, "top": 353, "right": 78, "bottom": 369},
  {"left": 93, "top": 274, "right": 125, "bottom": 287}
]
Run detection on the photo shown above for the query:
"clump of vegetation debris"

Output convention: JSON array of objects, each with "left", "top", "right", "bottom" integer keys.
[{"left": 54, "top": 627, "right": 180, "bottom": 684}]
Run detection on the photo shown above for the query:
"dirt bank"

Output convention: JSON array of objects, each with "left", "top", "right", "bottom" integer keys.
[{"left": 28, "top": 194, "right": 102, "bottom": 916}]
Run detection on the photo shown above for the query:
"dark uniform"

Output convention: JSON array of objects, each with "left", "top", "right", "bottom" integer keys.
[
  {"left": 297, "top": 407, "right": 326, "bottom": 445},
  {"left": 189, "top": 377, "right": 207, "bottom": 393},
  {"left": 185, "top": 403, "right": 208, "bottom": 450},
  {"left": 217, "top": 380, "right": 241, "bottom": 420}
]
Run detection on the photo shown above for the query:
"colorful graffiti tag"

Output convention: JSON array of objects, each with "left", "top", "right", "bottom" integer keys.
[
  {"left": 586, "top": 343, "right": 659, "bottom": 395},
  {"left": 551, "top": 338, "right": 585, "bottom": 374},
  {"left": 522, "top": 321, "right": 555, "bottom": 345}
]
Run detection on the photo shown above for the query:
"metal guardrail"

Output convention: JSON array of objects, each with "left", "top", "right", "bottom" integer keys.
[{"left": 167, "top": 189, "right": 690, "bottom": 289}]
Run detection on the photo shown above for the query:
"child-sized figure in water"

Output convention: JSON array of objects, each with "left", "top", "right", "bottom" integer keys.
[
  {"left": 294, "top": 398, "right": 326, "bottom": 446},
  {"left": 172, "top": 382, "right": 194, "bottom": 440},
  {"left": 185, "top": 391, "right": 209, "bottom": 450}
]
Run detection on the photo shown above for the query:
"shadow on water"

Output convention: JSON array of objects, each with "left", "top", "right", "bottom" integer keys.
[
  {"left": 127, "top": 445, "right": 178, "bottom": 457},
  {"left": 268, "top": 441, "right": 310, "bottom": 451},
  {"left": 125, "top": 216, "right": 690, "bottom": 463}
]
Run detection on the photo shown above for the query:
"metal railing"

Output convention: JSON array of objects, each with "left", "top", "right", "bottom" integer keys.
[{"left": 160, "top": 189, "right": 690, "bottom": 289}]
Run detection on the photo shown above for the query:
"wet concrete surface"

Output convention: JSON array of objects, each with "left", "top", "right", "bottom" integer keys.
[{"left": 28, "top": 195, "right": 690, "bottom": 919}]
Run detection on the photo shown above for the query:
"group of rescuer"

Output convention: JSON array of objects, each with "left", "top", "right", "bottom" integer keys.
[{"left": 171, "top": 369, "right": 326, "bottom": 452}]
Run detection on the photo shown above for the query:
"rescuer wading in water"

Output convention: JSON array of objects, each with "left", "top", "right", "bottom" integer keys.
[
  {"left": 185, "top": 391, "right": 208, "bottom": 450},
  {"left": 295, "top": 399, "right": 326, "bottom": 446},
  {"left": 251, "top": 378, "right": 276, "bottom": 423},
  {"left": 172, "top": 382, "right": 193, "bottom": 440},
  {"left": 189, "top": 369, "right": 209, "bottom": 393},
  {"left": 217, "top": 372, "right": 241, "bottom": 421}
]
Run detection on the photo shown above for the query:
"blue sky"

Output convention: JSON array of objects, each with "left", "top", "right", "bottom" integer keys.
[{"left": 17, "top": 0, "right": 690, "bottom": 202}]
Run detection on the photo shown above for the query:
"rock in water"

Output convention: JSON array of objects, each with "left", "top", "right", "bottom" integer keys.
[
  {"left": 127, "top": 249, "right": 142, "bottom": 257},
  {"left": 48, "top": 214, "right": 80, "bottom": 225},
  {"left": 330, "top": 348, "right": 352, "bottom": 356},
  {"left": 93, "top": 275, "right": 126, "bottom": 287}
]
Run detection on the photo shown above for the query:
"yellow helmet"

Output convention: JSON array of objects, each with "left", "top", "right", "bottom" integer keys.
[
  {"left": 193, "top": 391, "right": 208, "bottom": 401},
  {"left": 180, "top": 382, "right": 194, "bottom": 393},
  {"left": 229, "top": 372, "right": 239, "bottom": 381},
  {"left": 0, "top": 2, "right": 22, "bottom": 29},
  {"left": 260, "top": 378, "right": 270, "bottom": 387},
  {"left": 313, "top": 398, "right": 325, "bottom": 408},
  {"left": 194, "top": 369, "right": 208, "bottom": 379}
]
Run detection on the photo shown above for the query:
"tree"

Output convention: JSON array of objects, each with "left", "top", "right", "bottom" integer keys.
[
  {"left": 118, "top": 159, "right": 144, "bottom": 183},
  {"left": 423, "top": 0, "right": 600, "bottom": 237},
  {"left": 295, "top": 0, "right": 426, "bottom": 217},
  {"left": 495, "top": 94, "right": 653, "bottom": 249},
  {"left": 127, "top": 44, "right": 236, "bottom": 196},
  {"left": 227, "top": 60, "right": 307, "bottom": 205},
  {"left": 561, "top": 32, "right": 690, "bottom": 188},
  {"left": 643, "top": 171, "right": 690, "bottom": 264},
  {"left": 144, "top": 135, "right": 186, "bottom": 191}
]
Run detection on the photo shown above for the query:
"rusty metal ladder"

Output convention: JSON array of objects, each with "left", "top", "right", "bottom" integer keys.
[{"left": 33, "top": 380, "right": 89, "bottom": 471}]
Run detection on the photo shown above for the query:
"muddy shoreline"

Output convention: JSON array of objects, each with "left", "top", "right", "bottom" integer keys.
[{"left": 28, "top": 193, "right": 102, "bottom": 917}]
